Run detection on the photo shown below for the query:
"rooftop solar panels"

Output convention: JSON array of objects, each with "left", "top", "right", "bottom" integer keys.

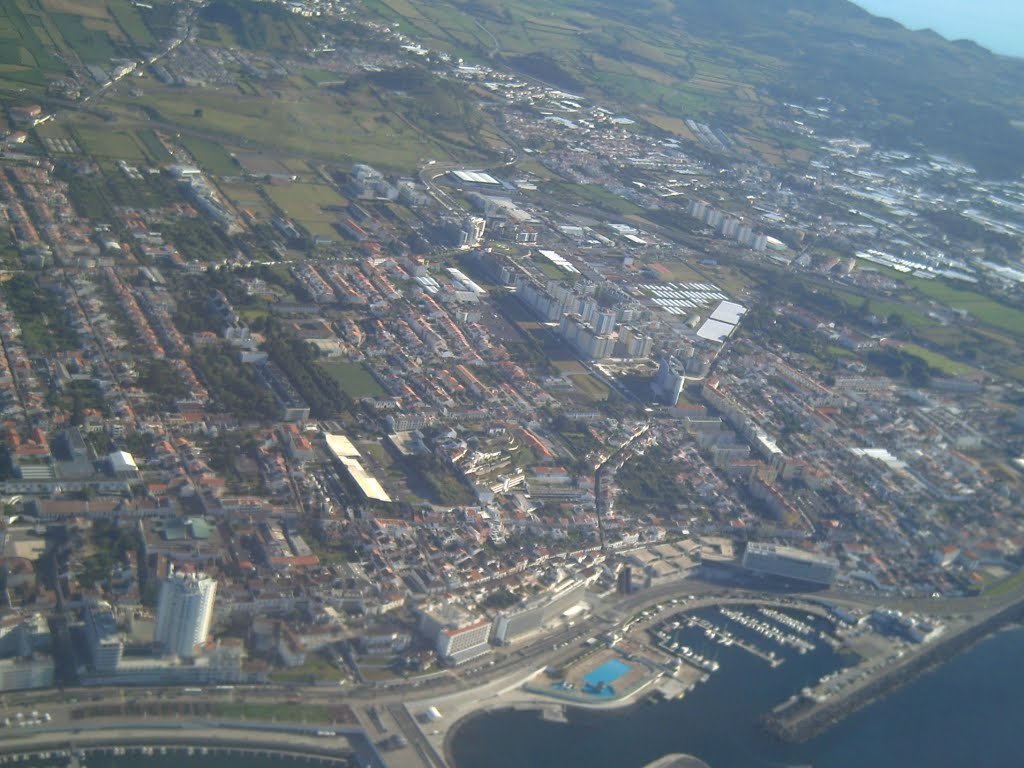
[{"left": 640, "top": 281, "right": 728, "bottom": 314}]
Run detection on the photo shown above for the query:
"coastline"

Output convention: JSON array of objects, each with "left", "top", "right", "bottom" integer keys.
[
  {"left": 445, "top": 593, "right": 1024, "bottom": 768},
  {"left": 762, "top": 594, "right": 1024, "bottom": 742},
  {"left": 3, "top": 590, "right": 1023, "bottom": 768},
  {"left": 439, "top": 660, "right": 663, "bottom": 767}
]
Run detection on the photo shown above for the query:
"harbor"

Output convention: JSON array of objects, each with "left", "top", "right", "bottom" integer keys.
[
  {"left": 450, "top": 623, "right": 1024, "bottom": 768},
  {"left": 761, "top": 591, "right": 1024, "bottom": 743}
]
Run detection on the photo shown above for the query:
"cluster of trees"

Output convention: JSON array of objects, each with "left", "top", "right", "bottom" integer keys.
[
  {"left": 1, "top": 274, "right": 79, "bottom": 353},
  {"left": 79, "top": 520, "right": 140, "bottom": 590},
  {"left": 867, "top": 348, "right": 934, "bottom": 388},
  {"left": 264, "top": 327, "right": 351, "bottom": 419},
  {"left": 923, "top": 210, "right": 1019, "bottom": 253},
  {"left": 137, "top": 358, "right": 190, "bottom": 410},
  {"left": 482, "top": 589, "right": 520, "bottom": 610},
  {"left": 614, "top": 444, "right": 688, "bottom": 516},
  {"left": 743, "top": 307, "right": 832, "bottom": 360},
  {"left": 192, "top": 344, "right": 278, "bottom": 419},
  {"left": 503, "top": 53, "right": 584, "bottom": 93},
  {"left": 200, "top": 0, "right": 306, "bottom": 52},
  {"left": 406, "top": 453, "right": 475, "bottom": 507},
  {"left": 159, "top": 217, "right": 229, "bottom": 263},
  {"left": 340, "top": 68, "right": 485, "bottom": 140},
  {"left": 67, "top": 380, "right": 106, "bottom": 426}
]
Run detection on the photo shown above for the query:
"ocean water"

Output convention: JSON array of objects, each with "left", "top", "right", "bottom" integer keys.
[
  {"left": 450, "top": 622, "right": 1024, "bottom": 768},
  {"left": 852, "top": 0, "right": 1024, "bottom": 58}
]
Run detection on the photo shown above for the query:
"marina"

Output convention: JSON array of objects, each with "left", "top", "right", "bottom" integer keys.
[{"left": 650, "top": 603, "right": 831, "bottom": 673}]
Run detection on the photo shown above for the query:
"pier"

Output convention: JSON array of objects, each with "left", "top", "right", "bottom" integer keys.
[
  {"left": 686, "top": 614, "right": 783, "bottom": 667},
  {"left": 718, "top": 608, "right": 816, "bottom": 655}
]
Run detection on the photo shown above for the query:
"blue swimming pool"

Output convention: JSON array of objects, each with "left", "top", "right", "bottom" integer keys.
[{"left": 583, "top": 659, "right": 631, "bottom": 690}]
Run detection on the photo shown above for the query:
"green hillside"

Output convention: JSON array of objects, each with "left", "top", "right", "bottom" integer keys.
[{"left": 367, "top": 0, "right": 1024, "bottom": 176}]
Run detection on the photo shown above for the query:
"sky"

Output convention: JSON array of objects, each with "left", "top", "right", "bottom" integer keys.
[{"left": 852, "top": 0, "right": 1024, "bottom": 58}]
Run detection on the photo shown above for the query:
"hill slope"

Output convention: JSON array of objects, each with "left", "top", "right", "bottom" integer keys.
[{"left": 378, "top": 0, "right": 1024, "bottom": 176}]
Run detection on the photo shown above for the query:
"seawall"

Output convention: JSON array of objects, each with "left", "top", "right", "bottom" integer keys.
[{"left": 761, "top": 595, "right": 1024, "bottom": 742}]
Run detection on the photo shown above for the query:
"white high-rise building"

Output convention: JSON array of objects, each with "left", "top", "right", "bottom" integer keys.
[{"left": 154, "top": 571, "right": 217, "bottom": 658}]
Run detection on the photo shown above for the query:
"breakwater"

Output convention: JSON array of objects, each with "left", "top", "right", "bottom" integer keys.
[{"left": 761, "top": 595, "right": 1024, "bottom": 742}]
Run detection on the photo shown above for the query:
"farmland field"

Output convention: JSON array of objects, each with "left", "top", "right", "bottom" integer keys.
[
  {"left": 180, "top": 135, "right": 240, "bottom": 176},
  {"left": 263, "top": 182, "right": 349, "bottom": 238}
]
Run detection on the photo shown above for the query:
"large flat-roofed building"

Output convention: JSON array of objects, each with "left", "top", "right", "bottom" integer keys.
[
  {"left": 107, "top": 450, "right": 139, "bottom": 480},
  {"left": 492, "top": 578, "right": 592, "bottom": 645},
  {"left": 418, "top": 604, "right": 491, "bottom": 665},
  {"left": 492, "top": 605, "right": 545, "bottom": 645},
  {"left": 324, "top": 433, "right": 391, "bottom": 503},
  {"left": 84, "top": 601, "right": 124, "bottom": 673},
  {"left": 742, "top": 542, "right": 838, "bottom": 586},
  {"left": 0, "top": 655, "right": 55, "bottom": 691},
  {"left": 437, "top": 619, "right": 492, "bottom": 665}
]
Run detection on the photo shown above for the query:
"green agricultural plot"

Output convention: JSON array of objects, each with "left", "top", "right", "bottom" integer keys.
[
  {"left": 566, "top": 372, "right": 610, "bottom": 402},
  {"left": 0, "top": 1, "right": 65, "bottom": 82},
  {"left": 125, "top": 83, "right": 459, "bottom": 171},
  {"left": 180, "top": 134, "right": 239, "bottom": 176},
  {"left": 267, "top": 654, "right": 344, "bottom": 684},
  {"left": 219, "top": 181, "right": 274, "bottom": 219},
  {"left": 51, "top": 12, "right": 119, "bottom": 65},
  {"left": 73, "top": 125, "right": 146, "bottom": 161},
  {"left": 319, "top": 362, "right": 386, "bottom": 398},
  {"left": 134, "top": 127, "right": 172, "bottom": 163},
  {"left": 898, "top": 343, "right": 971, "bottom": 376},
  {"left": 300, "top": 67, "right": 342, "bottom": 86},
  {"left": 543, "top": 181, "right": 646, "bottom": 217},
  {"left": 105, "top": 0, "right": 155, "bottom": 47},
  {"left": 197, "top": 0, "right": 314, "bottom": 52},
  {"left": 263, "top": 182, "right": 348, "bottom": 237},
  {"left": 911, "top": 280, "right": 1024, "bottom": 338}
]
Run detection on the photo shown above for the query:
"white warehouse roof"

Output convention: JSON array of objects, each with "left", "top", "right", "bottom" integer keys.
[{"left": 450, "top": 170, "right": 500, "bottom": 185}]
